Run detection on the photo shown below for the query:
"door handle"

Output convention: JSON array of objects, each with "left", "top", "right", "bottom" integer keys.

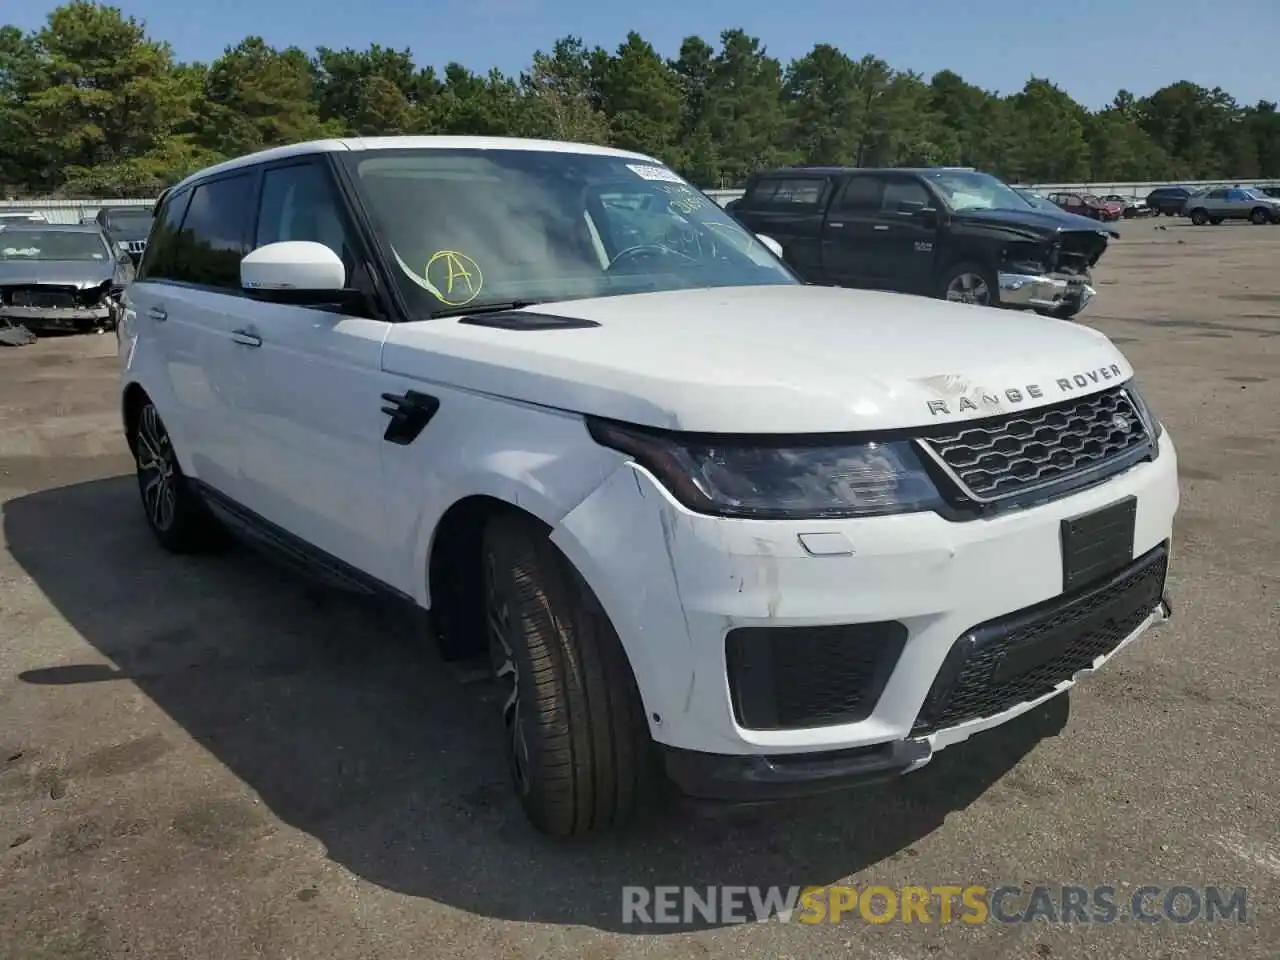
[
  {"left": 147, "top": 306, "right": 167, "bottom": 322},
  {"left": 230, "top": 329, "right": 262, "bottom": 348},
  {"left": 873, "top": 224, "right": 890, "bottom": 232},
  {"left": 828, "top": 221, "right": 845, "bottom": 228}
]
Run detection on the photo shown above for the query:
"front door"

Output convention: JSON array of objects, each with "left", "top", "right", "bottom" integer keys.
[
  {"left": 223, "top": 158, "right": 397, "bottom": 584},
  {"left": 872, "top": 176, "right": 941, "bottom": 295}
]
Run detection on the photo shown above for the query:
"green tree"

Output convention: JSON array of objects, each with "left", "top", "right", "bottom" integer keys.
[
  {"left": 197, "top": 37, "right": 335, "bottom": 157},
  {"left": 669, "top": 35, "right": 720, "bottom": 184},
  {"left": 785, "top": 44, "right": 861, "bottom": 165},
  {"left": 1010, "top": 78, "right": 1090, "bottom": 181},
  {"left": 703, "top": 30, "right": 793, "bottom": 185},
  {"left": 595, "top": 32, "right": 683, "bottom": 163},
  {"left": 518, "top": 37, "right": 611, "bottom": 143},
  {"left": 13, "top": 2, "right": 193, "bottom": 193}
]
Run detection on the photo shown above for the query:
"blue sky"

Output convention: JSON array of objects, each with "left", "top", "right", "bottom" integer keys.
[{"left": 8, "top": 0, "right": 1278, "bottom": 109}]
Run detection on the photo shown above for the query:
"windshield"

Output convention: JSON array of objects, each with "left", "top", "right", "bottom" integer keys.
[
  {"left": 102, "top": 210, "right": 153, "bottom": 237},
  {"left": 922, "top": 170, "right": 1031, "bottom": 213},
  {"left": 342, "top": 149, "right": 796, "bottom": 315},
  {"left": 0, "top": 229, "right": 109, "bottom": 262}
]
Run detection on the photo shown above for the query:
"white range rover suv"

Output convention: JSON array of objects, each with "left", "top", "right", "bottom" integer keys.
[{"left": 119, "top": 136, "right": 1179, "bottom": 837}]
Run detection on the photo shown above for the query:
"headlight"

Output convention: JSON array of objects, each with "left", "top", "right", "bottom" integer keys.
[
  {"left": 1125, "top": 381, "right": 1164, "bottom": 445},
  {"left": 586, "top": 418, "right": 944, "bottom": 519}
]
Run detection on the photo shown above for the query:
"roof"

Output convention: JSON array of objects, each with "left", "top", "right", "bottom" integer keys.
[{"left": 169, "top": 136, "right": 662, "bottom": 195}]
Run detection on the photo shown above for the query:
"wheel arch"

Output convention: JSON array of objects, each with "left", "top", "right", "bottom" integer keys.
[
  {"left": 421, "top": 482, "right": 664, "bottom": 729},
  {"left": 121, "top": 380, "right": 150, "bottom": 444}
]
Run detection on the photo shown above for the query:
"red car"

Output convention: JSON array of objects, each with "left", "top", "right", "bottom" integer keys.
[{"left": 1046, "top": 192, "right": 1123, "bottom": 222}]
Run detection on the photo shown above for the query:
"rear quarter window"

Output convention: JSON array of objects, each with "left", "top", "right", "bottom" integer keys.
[
  {"left": 136, "top": 189, "right": 191, "bottom": 281},
  {"left": 744, "top": 177, "right": 826, "bottom": 208}
]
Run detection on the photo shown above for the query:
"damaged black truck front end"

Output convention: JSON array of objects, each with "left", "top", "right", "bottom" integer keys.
[
  {"left": 0, "top": 223, "right": 133, "bottom": 335},
  {"left": 956, "top": 208, "right": 1111, "bottom": 320}
]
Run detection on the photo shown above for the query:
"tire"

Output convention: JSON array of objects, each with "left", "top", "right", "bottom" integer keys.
[
  {"left": 130, "top": 399, "right": 228, "bottom": 553},
  {"left": 939, "top": 261, "right": 997, "bottom": 307},
  {"left": 482, "top": 513, "right": 658, "bottom": 837},
  {"left": 1250, "top": 207, "right": 1270, "bottom": 225},
  {"left": 1189, "top": 208, "right": 1209, "bottom": 226}
]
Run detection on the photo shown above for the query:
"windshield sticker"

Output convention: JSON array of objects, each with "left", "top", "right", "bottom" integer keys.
[{"left": 626, "top": 163, "right": 685, "bottom": 184}]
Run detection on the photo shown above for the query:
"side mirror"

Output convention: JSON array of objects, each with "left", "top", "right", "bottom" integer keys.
[
  {"left": 755, "top": 234, "right": 784, "bottom": 257},
  {"left": 241, "top": 241, "right": 355, "bottom": 306}
]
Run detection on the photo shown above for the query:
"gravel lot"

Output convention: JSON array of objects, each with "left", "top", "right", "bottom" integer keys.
[{"left": 1, "top": 220, "right": 1277, "bottom": 960}]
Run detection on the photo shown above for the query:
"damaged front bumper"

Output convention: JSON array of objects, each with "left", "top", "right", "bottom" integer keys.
[
  {"left": 0, "top": 302, "right": 118, "bottom": 331},
  {"left": 999, "top": 271, "right": 1096, "bottom": 315}
]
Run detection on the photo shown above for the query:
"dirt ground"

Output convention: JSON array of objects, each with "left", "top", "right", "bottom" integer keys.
[{"left": 1, "top": 219, "right": 1277, "bottom": 960}]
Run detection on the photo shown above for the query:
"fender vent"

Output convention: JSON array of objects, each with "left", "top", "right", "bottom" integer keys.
[{"left": 457, "top": 311, "right": 600, "bottom": 331}]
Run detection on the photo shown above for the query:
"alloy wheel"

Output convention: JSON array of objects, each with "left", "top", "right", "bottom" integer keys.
[
  {"left": 135, "top": 405, "right": 177, "bottom": 532},
  {"left": 484, "top": 551, "right": 532, "bottom": 794},
  {"left": 945, "top": 272, "right": 991, "bottom": 305}
]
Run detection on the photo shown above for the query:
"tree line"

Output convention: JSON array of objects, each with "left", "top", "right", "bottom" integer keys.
[{"left": 2, "top": 1, "right": 1278, "bottom": 198}]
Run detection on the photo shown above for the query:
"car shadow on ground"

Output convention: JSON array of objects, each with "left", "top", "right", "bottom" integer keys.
[{"left": 4, "top": 476, "right": 1070, "bottom": 933}]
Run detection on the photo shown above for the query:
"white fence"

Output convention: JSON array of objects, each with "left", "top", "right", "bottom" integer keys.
[
  {"left": 0, "top": 198, "right": 154, "bottom": 224},
  {"left": 6, "top": 177, "right": 1278, "bottom": 219}
]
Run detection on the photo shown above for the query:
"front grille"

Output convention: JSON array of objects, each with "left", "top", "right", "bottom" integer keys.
[
  {"left": 918, "top": 386, "right": 1151, "bottom": 502},
  {"left": 726, "top": 622, "right": 907, "bottom": 730},
  {"left": 912, "top": 543, "right": 1167, "bottom": 735},
  {"left": 123, "top": 240, "right": 147, "bottom": 255},
  {"left": 8, "top": 288, "right": 77, "bottom": 308}
]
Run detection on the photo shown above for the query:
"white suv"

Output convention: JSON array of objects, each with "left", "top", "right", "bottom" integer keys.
[{"left": 119, "top": 136, "right": 1179, "bottom": 837}]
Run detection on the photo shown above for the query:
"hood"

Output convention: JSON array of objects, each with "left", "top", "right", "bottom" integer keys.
[
  {"left": 953, "top": 207, "right": 1112, "bottom": 240},
  {"left": 0, "top": 258, "right": 116, "bottom": 287},
  {"left": 382, "top": 284, "right": 1133, "bottom": 434}
]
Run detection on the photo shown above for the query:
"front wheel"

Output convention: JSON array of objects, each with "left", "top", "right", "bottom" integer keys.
[
  {"left": 1250, "top": 207, "right": 1271, "bottom": 225},
  {"left": 1189, "top": 208, "right": 1209, "bottom": 225},
  {"left": 482, "top": 513, "right": 658, "bottom": 837},
  {"left": 939, "top": 262, "right": 997, "bottom": 307}
]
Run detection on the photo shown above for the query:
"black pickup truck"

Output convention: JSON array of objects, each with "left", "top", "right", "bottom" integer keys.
[{"left": 729, "top": 166, "right": 1109, "bottom": 319}]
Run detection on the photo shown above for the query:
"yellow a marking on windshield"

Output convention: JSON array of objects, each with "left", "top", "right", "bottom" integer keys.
[{"left": 424, "top": 250, "right": 483, "bottom": 306}]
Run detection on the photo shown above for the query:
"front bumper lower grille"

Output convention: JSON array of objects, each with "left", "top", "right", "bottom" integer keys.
[
  {"left": 912, "top": 543, "right": 1168, "bottom": 735},
  {"left": 726, "top": 622, "right": 907, "bottom": 730},
  {"left": 918, "top": 385, "right": 1152, "bottom": 503}
]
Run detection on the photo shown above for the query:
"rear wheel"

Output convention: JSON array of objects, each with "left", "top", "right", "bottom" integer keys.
[
  {"left": 940, "top": 262, "right": 996, "bottom": 307},
  {"left": 482, "top": 513, "right": 658, "bottom": 837},
  {"left": 130, "top": 399, "right": 227, "bottom": 553}
]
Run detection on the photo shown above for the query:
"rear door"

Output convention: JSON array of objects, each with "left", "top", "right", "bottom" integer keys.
[
  {"left": 122, "top": 175, "right": 254, "bottom": 495},
  {"left": 733, "top": 175, "right": 832, "bottom": 280},
  {"left": 156, "top": 170, "right": 259, "bottom": 496},
  {"left": 820, "top": 174, "right": 888, "bottom": 287}
]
